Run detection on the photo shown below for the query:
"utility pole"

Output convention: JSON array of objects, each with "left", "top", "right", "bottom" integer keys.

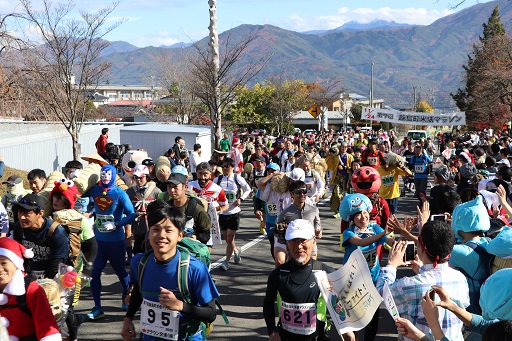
[
  {"left": 208, "top": 0, "right": 220, "bottom": 150},
  {"left": 370, "top": 62, "right": 374, "bottom": 131},
  {"left": 412, "top": 85, "right": 420, "bottom": 112}
]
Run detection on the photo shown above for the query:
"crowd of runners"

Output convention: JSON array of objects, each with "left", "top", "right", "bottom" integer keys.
[{"left": 1, "top": 126, "right": 512, "bottom": 341}]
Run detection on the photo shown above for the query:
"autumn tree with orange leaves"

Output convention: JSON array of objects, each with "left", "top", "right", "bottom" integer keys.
[{"left": 452, "top": 5, "right": 512, "bottom": 129}]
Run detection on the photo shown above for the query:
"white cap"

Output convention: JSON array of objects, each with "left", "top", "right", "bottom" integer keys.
[
  {"left": 133, "top": 165, "right": 149, "bottom": 178},
  {"left": 289, "top": 168, "right": 305, "bottom": 182},
  {"left": 285, "top": 219, "right": 315, "bottom": 241}
]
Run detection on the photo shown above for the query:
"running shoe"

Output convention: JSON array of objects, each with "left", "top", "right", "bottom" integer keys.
[
  {"left": 233, "top": 250, "right": 242, "bottom": 264},
  {"left": 219, "top": 260, "right": 229, "bottom": 271},
  {"left": 87, "top": 306, "right": 105, "bottom": 320}
]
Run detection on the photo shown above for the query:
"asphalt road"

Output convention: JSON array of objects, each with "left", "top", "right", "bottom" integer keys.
[{"left": 76, "top": 183, "right": 424, "bottom": 341}]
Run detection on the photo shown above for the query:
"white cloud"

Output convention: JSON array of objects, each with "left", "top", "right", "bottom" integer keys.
[
  {"left": 283, "top": 7, "right": 454, "bottom": 32},
  {"left": 131, "top": 31, "right": 183, "bottom": 47}
]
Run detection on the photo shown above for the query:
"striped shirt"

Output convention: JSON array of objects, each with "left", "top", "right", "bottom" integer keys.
[{"left": 376, "top": 263, "right": 469, "bottom": 341}]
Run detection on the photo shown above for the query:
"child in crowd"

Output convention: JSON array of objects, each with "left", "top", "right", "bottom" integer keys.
[{"left": 339, "top": 193, "right": 394, "bottom": 341}]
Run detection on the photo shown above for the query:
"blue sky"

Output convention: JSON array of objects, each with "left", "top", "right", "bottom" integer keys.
[{"left": 5, "top": 0, "right": 494, "bottom": 47}]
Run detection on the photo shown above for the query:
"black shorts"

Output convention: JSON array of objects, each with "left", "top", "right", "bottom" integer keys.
[{"left": 219, "top": 212, "right": 240, "bottom": 231}]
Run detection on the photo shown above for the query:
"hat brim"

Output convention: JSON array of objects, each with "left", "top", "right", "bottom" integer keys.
[
  {"left": 166, "top": 179, "right": 185, "bottom": 185},
  {"left": 82, "top": 153, "right": 109, "bottom": 166},
  {"left": 12, "top": 203, "right": 38, "bottom": 211}
]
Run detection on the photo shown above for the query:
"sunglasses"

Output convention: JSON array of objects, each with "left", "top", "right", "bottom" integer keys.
[
  {"left": 293, "top": 188, "right": 307, "bottom": 195},
  {"left": 18, "top": 198, "right": 41, "bottom": 209},
  {"left": 289, "top": 238, "right": 313, "bottom": 245}
]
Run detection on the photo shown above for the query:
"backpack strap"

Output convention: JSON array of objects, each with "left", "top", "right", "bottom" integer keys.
[
  {"left": 216, "top": 175, "right": 223, "bottom": 185},
  {"left": 177, "top": 251, "right": 191, "bottom": 304},
  {"left": 47, "top": 220, "right": 60, "bottom": 238},
  {"left": 137, "top": 250, "right": 154, "bottom": 295},
  {"left": 185, "top": 198, "right": 198, "bottom": 223}
]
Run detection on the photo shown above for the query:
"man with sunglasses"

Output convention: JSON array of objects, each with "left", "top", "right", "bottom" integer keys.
[
  {"left": 263, "top": 219, "right": 333, "bottom": 341},
  {"left": 277, "top": 181, "right": 321, "bottom": 265}
]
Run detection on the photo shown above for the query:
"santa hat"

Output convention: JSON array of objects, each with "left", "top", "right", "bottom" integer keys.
[
  {"left": 50, "top": 178, "right": 81, "bottom": 209},
  {"left": 232, "top": 138, "right": 240, "bottom": 146},
  {"left": 0, "top": 238, "right": 34, "bottom": 301}
]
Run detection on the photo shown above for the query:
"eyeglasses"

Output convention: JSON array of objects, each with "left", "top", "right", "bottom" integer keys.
[
  {"left": 289, "top": 238, "right": 313, "bottom": 245},
  {"left": 292, "top": 188, "right": 307, "bottom": 195}
]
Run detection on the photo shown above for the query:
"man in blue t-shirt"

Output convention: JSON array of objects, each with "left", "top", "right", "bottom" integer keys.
[
  {"left": 410, "top": 144, "right": 432, "bottom": 204},
  {"left": 121, "top": 203, "right": 219, "bottom": 341}
]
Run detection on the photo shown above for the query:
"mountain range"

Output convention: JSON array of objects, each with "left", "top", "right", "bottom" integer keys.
[{"left": 99, "top": 0, "right": 512, "bottom": 110}]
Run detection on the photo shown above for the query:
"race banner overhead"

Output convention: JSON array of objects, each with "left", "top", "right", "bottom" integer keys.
[{"left": 362, "top": 107, "right": 466, "bottom": 126}]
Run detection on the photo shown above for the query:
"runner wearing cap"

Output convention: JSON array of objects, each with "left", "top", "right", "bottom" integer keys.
[
  {"left": 159, "top": 165, "right": 212, "bottom": 245},
  {"left": 263, "top": 219, "right": 334, "bottom": 341},
  {"left": 12, "top": 193, "right": 69, "bottom": 279},
  {"left": 125, "top": 165, "right": 162, "bottom": 259},
  {"left": 250, "top": 156, "right": 268, "bottom": 235},
  {"left": 2, "top": 175, "right": 31, "bottom": 235},
  {"left": 214, "top": 157, "right": 251, "bottom": 271}
]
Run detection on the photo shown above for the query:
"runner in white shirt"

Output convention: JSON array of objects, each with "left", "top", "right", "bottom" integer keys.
[
  {"left": 188, "top": 162, "right": 229, "bottom": 250},
  {"left": 213, "top": 157, "right": 251, "bottom": 271},
  {"left": 189, "top": 143, "right": 205, "bottom": 181},
  {"left": 301, "top": 159, "right": 324, "bottom": 204}
]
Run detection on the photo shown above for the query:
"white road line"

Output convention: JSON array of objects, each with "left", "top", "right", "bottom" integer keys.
[{"left": 210, "top": 234, "right": 268, "bottom": 270}]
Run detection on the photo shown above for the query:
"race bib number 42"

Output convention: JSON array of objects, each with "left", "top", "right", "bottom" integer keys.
[
  {"left": 140, "top": 299, "right": 180, "bottom": 340},
  {"left": 280, "top": 301, "right": 316, "bottom": 335}
]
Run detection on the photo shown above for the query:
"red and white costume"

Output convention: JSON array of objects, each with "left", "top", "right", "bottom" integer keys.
[
  {"left": 0, "top": 238, "right": 60, "bottom": 341},
  {"left": 188, "top": 180, "right": 228, "bottom": 210}
]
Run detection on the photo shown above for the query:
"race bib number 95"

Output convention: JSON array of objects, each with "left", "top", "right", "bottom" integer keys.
[{"left": 140, "top": 299, "right": 180, "bottom": 340}]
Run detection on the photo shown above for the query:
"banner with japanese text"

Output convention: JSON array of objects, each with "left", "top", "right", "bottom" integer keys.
[
  {"left": 314, "top": 249, "right": 383, "bottom": 335},
  {"left": 362, "top": 107, "right": 465, "bottom": 126}
]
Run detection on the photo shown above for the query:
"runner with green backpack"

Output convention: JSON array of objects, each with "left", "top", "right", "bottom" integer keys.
[{"left": 122, "top": 201, "right": 223, "bottom": 341}]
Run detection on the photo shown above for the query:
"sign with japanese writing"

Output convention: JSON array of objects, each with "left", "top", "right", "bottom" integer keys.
[
  {"left": 314, "top": 249, "right": 383, "bottom": 335},
  {"left": 362, "top": 107, "right": 465, "bottom": 126},
  {"left": 383, "top": 283, "right": 400, "bottom": 319}
]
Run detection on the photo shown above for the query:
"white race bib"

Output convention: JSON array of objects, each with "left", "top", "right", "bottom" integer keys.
[
  {"left": 266, "top": 203, "right": 278, "bottom": 216},
  {"left": 381, "top": 174, "right": 395, "bottom": 187},
  {"left": 280, "top": 301, "right": 316, "bottom": 335},
  {"left": 95, "top": 214, "right": 116, "bottom": 232},
  {"left": 140, "top": 299, "right": 180, "bottom": 340},
  {"left": 414, "top": 164, "right": 426, "bottom": 174},
  {"left": 362, "top": 247, "right": 378, "bottom": 269},
  {"left": 225, "top": 191, "right": 237, "bottom": 204}
]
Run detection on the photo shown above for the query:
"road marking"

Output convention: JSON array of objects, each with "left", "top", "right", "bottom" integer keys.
[{"left": 210, "top": 234, "right": 267, "bottom": 270}]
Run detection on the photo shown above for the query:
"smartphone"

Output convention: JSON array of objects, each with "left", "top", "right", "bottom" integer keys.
[
  {"left": 430, "top": 214, "right": 446, "bottom": 221},
  {"left": 427, "top": 289, "right": 436, "bottom": 301},
  {"left": 403, "top": 241, "right": 416, "bottom": 264}
]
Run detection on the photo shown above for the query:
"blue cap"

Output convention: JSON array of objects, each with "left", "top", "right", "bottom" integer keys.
[
  {"left": 172, "top": 165, "right": 188, "bottom": 176},
  {"left": 266, "top": 163, "right": 280, "bottom": 171}
]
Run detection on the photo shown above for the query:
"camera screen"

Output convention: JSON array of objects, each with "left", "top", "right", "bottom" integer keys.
[
  {"left": 431, "top": 215, "right": 446, "bottom": 221},
  {"left": 404, "top": 243, "right": 416, "bottom": 262}
]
